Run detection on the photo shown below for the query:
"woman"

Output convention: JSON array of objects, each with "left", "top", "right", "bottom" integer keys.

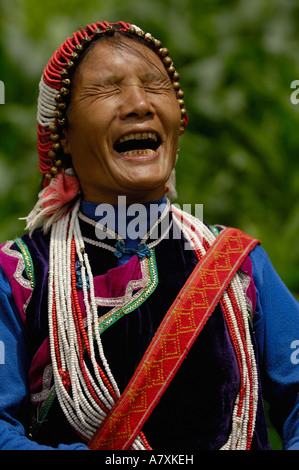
[{"left": 0, "top": 20, "right": 298, "bottom": 450}]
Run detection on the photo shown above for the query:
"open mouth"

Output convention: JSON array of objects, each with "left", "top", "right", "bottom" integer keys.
[{"left": 113, "top": 132, "right": 161, "bottom": 157}]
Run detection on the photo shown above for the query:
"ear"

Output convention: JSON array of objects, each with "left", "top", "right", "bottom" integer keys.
[{"left": 60, "top": 126, "right": 71, "bottom": 155}]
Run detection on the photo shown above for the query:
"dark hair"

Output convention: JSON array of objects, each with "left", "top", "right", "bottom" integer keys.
[{"left": 79, "top": 28, "right": 159, "bottom": 64}]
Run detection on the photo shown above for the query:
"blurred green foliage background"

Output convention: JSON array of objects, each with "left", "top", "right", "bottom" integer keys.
[{"left": 1, "top": 0, "right": 299, "bottom": 450}]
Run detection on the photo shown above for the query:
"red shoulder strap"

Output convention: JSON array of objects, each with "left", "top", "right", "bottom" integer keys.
[{"left": 88, "top": 228, "right": 259, "bottom": 450}]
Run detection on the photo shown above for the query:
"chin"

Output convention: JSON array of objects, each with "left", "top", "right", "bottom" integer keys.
[{"left": 121, "top": 179, "right": 166, "bottom": 200}]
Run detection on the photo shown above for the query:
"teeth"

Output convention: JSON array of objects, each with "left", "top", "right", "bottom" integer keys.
[
  {"left": 118, "top": 132, "right": 158, "bottom": 144},
  {"left": 122, "top": 149, "right": 156, "bottom": 157}
]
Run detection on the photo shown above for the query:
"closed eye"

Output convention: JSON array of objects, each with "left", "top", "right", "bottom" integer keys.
[
  {"left": 81, "top": 84, "right": 121, "bottom": 99},
  {"left": 143, "top": 78, "right": 173, "bottom": 93}
]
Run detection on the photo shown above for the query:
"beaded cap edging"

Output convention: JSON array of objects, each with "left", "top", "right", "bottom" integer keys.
[{"left": 37, "top": 21, "right": 188, "bottom": 187}]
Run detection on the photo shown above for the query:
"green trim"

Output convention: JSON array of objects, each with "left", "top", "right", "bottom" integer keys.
[
  {"left": 29, "top": 387, "right": 56, "bottom": 439},
  {"left": 98, "top": 249, "right": 158, "bottom": 335},
  {"left": 13, "top": 237, "right": 36, "bottom": 289},
  {"left": 247, "top": 308, "right": 253, "bottom": 328}
]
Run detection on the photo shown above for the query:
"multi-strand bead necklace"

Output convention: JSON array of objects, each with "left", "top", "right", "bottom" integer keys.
[{"left": 48, "top": 200, "right": 152, "bottom": 449}]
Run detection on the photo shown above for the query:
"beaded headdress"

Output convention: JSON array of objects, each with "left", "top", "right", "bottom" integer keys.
[{"left": 26, "top": 21, "right": 187, "bottom": 232}]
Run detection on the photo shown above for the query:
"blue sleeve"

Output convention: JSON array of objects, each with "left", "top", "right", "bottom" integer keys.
[
  {"left": 251, "top": 245, "right": 299, "bottom": 450},
  {"left": 0, "top": 265, "right": 88, "bottom": 450}
]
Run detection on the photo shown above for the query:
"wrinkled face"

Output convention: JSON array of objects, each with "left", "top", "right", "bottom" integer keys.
[{"left": 62, "top": 37, "right": 181, "bottom": 204}]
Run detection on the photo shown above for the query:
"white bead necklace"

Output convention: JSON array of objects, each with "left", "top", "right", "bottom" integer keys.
[
  {"left": 78, "top": 198, "right": 172, "bottom": 255},
  {"left": 48, "top": 200, "right": 149, "bottom": 447}
]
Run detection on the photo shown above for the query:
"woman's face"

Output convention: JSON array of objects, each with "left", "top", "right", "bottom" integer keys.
[{"left": 62, "top": 37, "right": 181, "bottom": 204}]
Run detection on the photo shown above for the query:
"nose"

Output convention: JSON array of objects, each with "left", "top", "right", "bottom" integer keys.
[{"left": 119, "top": 85, "right": 155, "bottom": 120}]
